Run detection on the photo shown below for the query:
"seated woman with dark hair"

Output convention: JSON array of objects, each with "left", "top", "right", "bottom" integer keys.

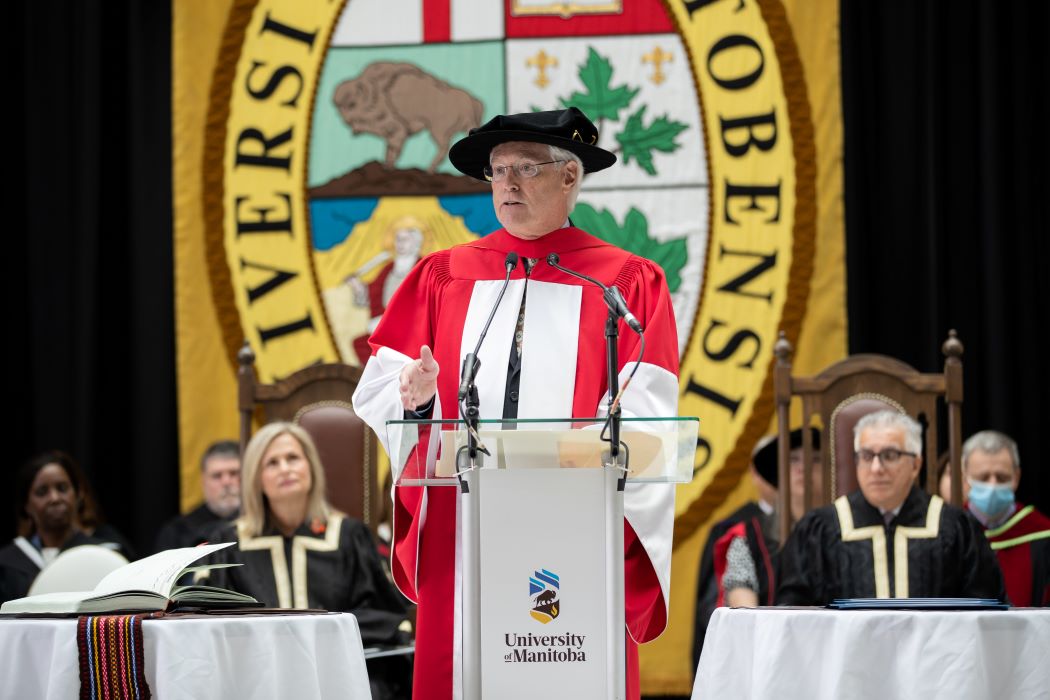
[
  {"left": 201, "top": 421, "right": 411, "bottom": 698},
  {"left": 0, "top": 451, "right": 132, "bottom": 604}
]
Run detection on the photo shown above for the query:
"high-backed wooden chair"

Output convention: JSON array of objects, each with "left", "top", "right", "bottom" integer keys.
[
  {"left": 238, "top": 341, "right": 381, "bottom": 534},
  {"left": 773, "top": 330, "right": 964, "bottom": 537}
]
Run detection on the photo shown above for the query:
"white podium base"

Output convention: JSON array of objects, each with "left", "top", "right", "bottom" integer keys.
[{"left": 461, "top": 467, "right": 626, "bottom": 700}]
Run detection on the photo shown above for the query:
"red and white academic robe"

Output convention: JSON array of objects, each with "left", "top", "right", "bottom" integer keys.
[
  {"left": 981, "top": 503, "right": 1050, "bottom": 606},
  {"left": 352, "top": 226, "right": 679, "bottom": 699}
]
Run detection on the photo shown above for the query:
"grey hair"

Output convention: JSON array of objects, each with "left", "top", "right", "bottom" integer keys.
[
  {"left": 548, "top": 145, "right": 584, "bottom": 212},
  {"left": 853, "top": 410, "right": 922, "bottom": 455},
  {"left": 962, "top": 430, "right": 1020, "bottom": 472}
]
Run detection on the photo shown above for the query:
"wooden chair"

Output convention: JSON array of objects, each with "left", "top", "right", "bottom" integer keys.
[
  {"left": 238, "top": 341, "right": 381, "bottom": 534},
  {"left": 773, "top": 330, "right": 964, "bottom": 537}
]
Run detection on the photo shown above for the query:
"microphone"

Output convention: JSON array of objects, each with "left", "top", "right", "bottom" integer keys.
[
  {"left": 458, "top": 252, "right": 520, "bottom": 401},
  {"left": 546, "top": 253, "right": 643, "bottom": 333}
]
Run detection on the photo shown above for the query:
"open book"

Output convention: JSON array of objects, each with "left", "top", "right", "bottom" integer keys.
[{"left": 0, "top": 542, "right": 259, "bottom": 614}]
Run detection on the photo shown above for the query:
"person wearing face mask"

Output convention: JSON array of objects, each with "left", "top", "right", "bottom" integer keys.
[{"left": 962, "top": 430, "right": 1050, "bottom": 606}]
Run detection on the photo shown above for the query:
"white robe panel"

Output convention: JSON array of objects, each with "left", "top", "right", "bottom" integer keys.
[{"left": 599, "top": 360, "right": 680, "bottom": 640}]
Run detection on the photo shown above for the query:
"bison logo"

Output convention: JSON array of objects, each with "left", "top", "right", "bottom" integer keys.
[
  {"left": 333, "top": 62, "right": 483, "bottom": 172},
  {"left": 529, "top": 569, "right": 561, "bottom": 624}
]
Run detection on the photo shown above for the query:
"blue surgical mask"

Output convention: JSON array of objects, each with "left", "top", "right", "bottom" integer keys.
[{"left": 967, "top": 479, "right": 1015, "bottom": 519}]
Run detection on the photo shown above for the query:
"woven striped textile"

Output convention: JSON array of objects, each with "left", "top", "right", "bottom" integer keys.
[{"left": 76, "top": 614, "right": 152, "bottom": 700}]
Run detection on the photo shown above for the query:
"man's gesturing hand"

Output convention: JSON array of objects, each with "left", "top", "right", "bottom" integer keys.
[{"left": 399, "top": 345, "right": 439, "bottom": 410}]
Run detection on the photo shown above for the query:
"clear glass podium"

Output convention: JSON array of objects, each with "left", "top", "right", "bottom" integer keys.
[
  {"left": 386, "top": 416, "right": 698, "bottom": 485},
  {"left": 386, "top": 417, "right": 697, "bottom": 700}
]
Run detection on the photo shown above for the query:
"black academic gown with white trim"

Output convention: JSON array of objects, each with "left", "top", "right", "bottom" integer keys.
[
  {"left": 204, "top": 514, "right": 412, "bottom": 700},
  {"left": 203, "top": 514, "right": 408, "bottom": 644},
  {"left": 777, "top": 486, "right": 1005, "bottom": 605}
]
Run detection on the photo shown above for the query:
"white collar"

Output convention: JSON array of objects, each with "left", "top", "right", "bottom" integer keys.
[{"left": 13, "top": 536, "right": 47, "bottom": 570}]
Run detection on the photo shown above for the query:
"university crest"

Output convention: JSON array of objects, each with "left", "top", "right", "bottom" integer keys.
[
  {"left": 529, "top": 568, "right": 561, "bottom": 623},
  {"left": 206, "top": 0, "right": 815, "bottom": 540}
]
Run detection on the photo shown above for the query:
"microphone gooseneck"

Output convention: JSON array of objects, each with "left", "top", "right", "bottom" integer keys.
[
  {"left": 457, "top": 251, "right": 521, "bottom": 472},
  {"left": 458, "top": 252, "right": 520, "bottom": 401},
  {"left": 545, "top": 255, "right": 643, "bottom": 333},
  {"left": 546, "top": 251, "right": 648, "bottom": 475}
]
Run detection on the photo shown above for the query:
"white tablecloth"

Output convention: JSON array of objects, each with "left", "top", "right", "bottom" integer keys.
[
  {"left": 694, "top": 607, "right": 1050, "bottom": 700},
  {"left": 0, "top": 612, "right": 371, "bottom": 700}
]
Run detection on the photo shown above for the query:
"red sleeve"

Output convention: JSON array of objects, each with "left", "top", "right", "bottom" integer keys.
[
  {"left": 618, "top": 255, "right": 680, "bottom": 644},
  {"left": 367, "top": 252, "right": 449, "bottom": 359},
  {"left": 624, "top": 520, "right": 666, "bottom": 643},
  {"left": 615, "top": 256, "right": 680, "bottom": 377},
  {"left": 360, "top": 253, "right": 451, "bottom": 603},
  {"left": 712, "top": 523, "right": 749, "bottom": 608}
]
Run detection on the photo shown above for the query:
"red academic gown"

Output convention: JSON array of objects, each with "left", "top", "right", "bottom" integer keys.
[
  {"left": 982, "top": 503, "right": 1050, "bottom": 607},
  {"left": 353, "top": 226, "right": 679, "bottom": 699}
]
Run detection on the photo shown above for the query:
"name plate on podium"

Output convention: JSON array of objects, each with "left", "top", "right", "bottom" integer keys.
[{"left": 386, "top": 417, "right": 697, "bottom": 700}]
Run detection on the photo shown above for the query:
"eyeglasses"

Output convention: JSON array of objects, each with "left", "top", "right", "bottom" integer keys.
[
  {"left": 856, "top": 448, "right": 917, "bottom": 466},
  {"left": 483, "top": 160, "right": 564, "bottom": 182}
]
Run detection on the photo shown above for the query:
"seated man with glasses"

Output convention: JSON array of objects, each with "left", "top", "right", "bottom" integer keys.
[{"left": 776, "top": 409, "right": 1004, "bottom": 605}]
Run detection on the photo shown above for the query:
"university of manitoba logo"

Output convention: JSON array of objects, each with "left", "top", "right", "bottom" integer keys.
[
  {"left": 505, "top": 568, "right": 585, "bottom": 663},
  {"left": 529, "top": 569, "right": 560, "bottom": 624}
]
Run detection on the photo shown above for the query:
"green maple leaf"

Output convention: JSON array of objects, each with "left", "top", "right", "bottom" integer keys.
[
  {"left": 571, "top": 203, "right": 688, "bottom": 293},
  {"left": 616, "top": 105, "right": 689, "bottom": 176},
  {"left": 560, "top": 48, "right": 638, "bottom": 122}
]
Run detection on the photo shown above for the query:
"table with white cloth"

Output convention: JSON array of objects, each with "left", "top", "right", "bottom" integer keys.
[
  {"left": 694, "top": 606, "right": 1050, "bottom": 700},
  {"left": 0, "top": 611, "right": 371, "bottom": 700}
]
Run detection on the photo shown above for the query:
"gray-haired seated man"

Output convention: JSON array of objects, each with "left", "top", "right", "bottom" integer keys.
[
  {"left": 961, "top": 430, "right": 1050, "bottom": 607},
  {"left": 777, "top": 410, "right": 1005, "bottom": 605}
]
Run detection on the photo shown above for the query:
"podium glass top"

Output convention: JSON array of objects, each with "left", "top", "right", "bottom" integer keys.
[{"left": 385, "top": 417, "right": 698, "bottom": 485}]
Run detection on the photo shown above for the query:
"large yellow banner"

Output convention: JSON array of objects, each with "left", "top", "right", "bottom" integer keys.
[{"left": 173, "top": 0, "right": 844, "bottom": 693}]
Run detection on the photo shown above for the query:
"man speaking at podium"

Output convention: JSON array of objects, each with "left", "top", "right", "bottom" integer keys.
[{"left": 353, "top": 107, "right": 679, "bottom": 699}]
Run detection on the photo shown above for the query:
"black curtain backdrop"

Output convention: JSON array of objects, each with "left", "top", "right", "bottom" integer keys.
[
  {"left": 841, "top": 0, "right": 1049, "bottom": 512},
  {"left": 8, "top": 1, "right": 1048, "bottom": 552},
  {"left": 10, "top": 2, "right": 175, "bottom": 553}
]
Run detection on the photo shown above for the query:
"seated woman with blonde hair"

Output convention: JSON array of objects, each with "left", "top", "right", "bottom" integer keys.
[{"left": 202, "top": 422, "right": 410, "bottom": 650}]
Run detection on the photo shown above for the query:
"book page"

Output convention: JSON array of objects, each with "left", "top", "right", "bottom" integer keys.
[{"left": 92, "top": 542, "right": 235, "bottom": 596}]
